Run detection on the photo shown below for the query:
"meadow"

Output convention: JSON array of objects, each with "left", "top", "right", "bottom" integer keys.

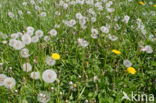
[{"left": 0, "top": 0, "right": 156, "bottom": 103}]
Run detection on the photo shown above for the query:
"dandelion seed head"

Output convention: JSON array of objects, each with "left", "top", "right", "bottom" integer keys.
[
  {"left": 100, "top": 26, "right": 109, "bottom": 33},
  {"left": 22, "top": 63, "right": 32, "bottom": 72},
  {"left": 49, "top": 29, "right": 57, "bottom": 36},
  {"left": 42, "top": 69, "right": 57, "bottom": 83},
  {"left": 31, "top": 36, "right": 39, "bottom": 43},
  {"left": 77, "top": 38, "right": 89, "bottom": 47},
  {"left": 4, "top": 77, "right": 16, "bottom": 89},
  {"left": 37, "top": 91, "right": 50, "bottom": 103},
  {"left": 123, "top": 59, "right": 132, "bottom": 67},
  {"left": 0, "top": 74, "right": 7, "bottom": 86},
  {"left": 45, "top": 56, "right": 56, "bottom": 66},
  {"left": 35, "top": 30, "right": 44, "bottom": 38},
  {"left": 22, "top": 34, "right": 32, "bottom": 45},
  {"left": 30, "top": 72, "right": 40, "bottom": 80},
  {"left": 20, "top": 48, "right": 30, "bottom": 58}
]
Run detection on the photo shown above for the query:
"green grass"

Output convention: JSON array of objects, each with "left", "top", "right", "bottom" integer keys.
[{"left": 0, "top": 0, "right": 156, "bottom": 103}]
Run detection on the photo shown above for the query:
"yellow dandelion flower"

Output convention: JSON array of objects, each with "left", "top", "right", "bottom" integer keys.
[
  {"left": 112, "top": 49, "right": 121, "bottom": 55},
  {"left": 138, "top": 1, "right": 145, "bottom": 5},
  {"left": 51, "top": 53, "right": 60, "bottom": 60},
  {"left": 153, "top": 5, "right": 156, "bottom": 7},
  {"left": 127, "top": 67, "right": 136, "bottom": 74}
]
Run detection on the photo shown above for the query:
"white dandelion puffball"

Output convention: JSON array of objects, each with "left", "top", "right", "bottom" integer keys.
[
  {"left": 108, "top": 34, "right": 118, "bottom": 41},
  {"left": 0, "top": 74, "right": 7, "bottom": 86},
  {"left": 35, "top": 30, "right": 44, "bottom": 38},
  {"left": 91, "top": 33, "right": 98, "bottom": 39},
  {"left": 77, "top": 38, "right": 89, "bottom": 47},
  {"left": 22, "top": 63, "right": 32, "bottom": 72},
  {"left": 123, "top": 59, "right": 132, "bottom": 67},
  {"left": 122, "top": 15, "right": 130, "bottom": 24},
  {"left": 8, "top": 12, "right": 15, "bottom": 18},
  {"left": 9, "top": 39, "right": 16, "bottom": 47},
  {"left": 4, "top": 77, "right": 16, "bottom": 89},
  {"left": 145, "top": 45, "right": 153, "bottom": 54},
  {"left": 91, "top": 28, "right": 99, "bottom": 35},
  {"left": 100, "top": 26, "right": 109, "bottom": 34},
  {"left": 30, "top": 72, "right": 40, "bottom": 80},
  {"left": 37, "top": 91, "right": 50, "bottom": 103},
  {"left": 22, "top": 34, "right": 32, "bottom": 45},
  {"left": 49, "top": 29, "right": 57, "bottom": 36},
  {"left": 40, "top": 12, "right": 47, "bottom": 17},
  {"left": 45, "top": 56, "right": 56, "bottom": 66},
  {"left": 26, "top": 26, "right": 34, "bottom": 33},
  {"left": 20, "top": 48, "right": 30, "bottom": 58},
  {"left": 18, "top": 10, "right": 23, "bottom": 15},
  {"left": 11, "top": 33, "right": 20, "bottom": 39},
  {"left": 42, "top": 69, "right": 57, "bottom": 83},
  {"left": 44, "top": 36, "right": 50, "bottom": 41},
  {"left": 75, "top": 13, "right": 83, "bottom": 19},
  {"left": 31, "top": 36, "right": 39, "bottom": 43},
  {"left": 12, "top": 40, "right": 25, "bottom": 50}
]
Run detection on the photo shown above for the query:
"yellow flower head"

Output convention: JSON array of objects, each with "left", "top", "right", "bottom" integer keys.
[
  {"left": 51, "top": 53, "right": 60, "bottom": 60},
  {"left": 153, "top": 5, "right": 156, "bottom": 7},
  {"left": 138, "top": 1, "right": 145, "bottom": 5},
  {"left": 127, "top": 67, "right": 136, "bottom": 74},
  {"left": 112, "top": 49, "right": 121, "bottom": 55}
]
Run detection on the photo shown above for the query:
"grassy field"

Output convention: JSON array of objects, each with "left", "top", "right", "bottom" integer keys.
[{"left": 0, "top": 0, "right": 156, "bottom": 103}]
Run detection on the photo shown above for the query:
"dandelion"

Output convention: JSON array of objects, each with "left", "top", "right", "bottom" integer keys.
[
  {"left": 44, "top": 36, "right": 50, "bottom": 41},
  {"left": 37, "top": 91, "right": 50, "bottom": 103},
  {"left": 2, "top": 40, "right": 7, "bottom": 44},
  {"left": 8, "top": 12, "right": 15, "bottom": 18},
  {"left": 51, "top": 53, "right": 60, "bottom": 60},
  {"left": 91, "top": 28, "right": 98, "bottom": 39},
  {"left": 112, "top": 49, "right": 121, "bottom": 55},
  {"left": 22, "top": 63, "right": 32, "bottom": 72},
  {"left": 35, "top": 30, "right": 44, "bottom": 38},
  {"left": 75, "top": 13, "right": 83, "bottom": 19},
  {"left": 63, "top": 19, "right": 76, "bottom": 27},
  {"left": 40, "top": 12, "right": 47, "bottom": 17},
  {"left": 31, "top": 36, "right": 39, "bottom": 43},
  {"left": 138, "top": 1, "right": 145, "bottom": 5},
  {"left": 48, "top": 29, "right": 57, "bottom": 36},
  {"left": 26, "top": 26, "right": 34, "bottom": 33},
  {"left": 42, "top": 69, "right": 57, "bottom": 83},
  {"left": 77, "top": 38, "right": 89, "bottom": 47},
  {"left": 91, "top": 33, "right": 98, "bottom": 39},
  {"left": 27, "top": 11, "right": 31, "bottom": 14},
  {"left": 11, "top": 33, "right": 20, "bottom": 39},
  {"left": 30, "top": 72, "right": 40, "bottom": 80},
  {"left": 122, "top": 15, "right": 130, "bottom": 24},
  {"left": 0, "top": 74, "right": 7, "bottom": 86},
  {"left": 141, "top": 45, "right": 153, "bottom": 54},
  {"left": 22, "top": 2, "right": 27, "bottom": 6},
  {"left": 45, "top": 56, "right": 56, "bottom": 66},
  {"left": 12, "top": 40, "right": 25, "bottom": 50},
  {"left": 20, "top": 48, "right": 30, "bottom": 58},
  {"left": 35, "top": 6, "right": 41, "bottom": 11},
  {"left": 123, "top": 59, "right": 132, "bottom": 67},
  {"left": 100, "top": 26, "right": 109, "bottom": 33},
  {"left": 4, "top": 77, "right": 16, "bottom": 89},
  {"left": 108, "top": 34, "right": 118, "bottom": 41},
  {"left": 127, "top": 67, "right": 136, "bottom": 74},
  {"left": 144, "top": 45, "right": 153, "bottom": 54},
  {"left": 91, "top": 17, "right": 96, "bottom": 23},
  {"left": 18, "top": 10, "right": 23, "bottom": 15},
  {"left": 22, "top": 34, "right": 32, "bottom": 45},
  {"left": 153, "top": 5, "right": 156, "bottom": 7}
]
